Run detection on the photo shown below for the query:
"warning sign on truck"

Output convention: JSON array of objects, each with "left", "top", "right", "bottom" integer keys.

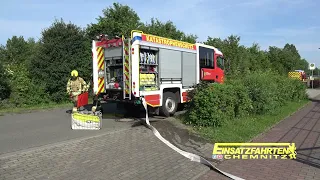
[{"left": 142, "top": 33, "right": 196, "bottom": 50}]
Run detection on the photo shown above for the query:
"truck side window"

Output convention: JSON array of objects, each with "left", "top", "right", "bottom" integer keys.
[
  {"left": 199, "top": 46, "right": 214, "bottom": 68},
  {"left": 217, "top": 56, "right": 224, "bottom": 70}
]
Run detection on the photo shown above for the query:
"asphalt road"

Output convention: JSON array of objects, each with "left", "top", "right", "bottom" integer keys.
[
  {"left": 0, "top": 103, "right": 134, "bottom": 155},
  {"left": 0, "top": 89, "right": 319, "bottom": 156}
]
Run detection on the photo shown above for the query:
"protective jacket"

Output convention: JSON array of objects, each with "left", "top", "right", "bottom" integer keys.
[{"left": 67, "top": 77, "right": 88, "bottom": 97}]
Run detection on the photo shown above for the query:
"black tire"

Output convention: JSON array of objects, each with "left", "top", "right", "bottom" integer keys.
[{"left": 160, "top": 91, "right": 178, "bottom": 117}]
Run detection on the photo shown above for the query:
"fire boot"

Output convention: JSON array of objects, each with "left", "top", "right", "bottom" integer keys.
[
  {"left": 72, "top": 107, "right": 78, "bottom": 113},
  {"left": 91, "top": 106, "right": 97, "bottom": 112}
]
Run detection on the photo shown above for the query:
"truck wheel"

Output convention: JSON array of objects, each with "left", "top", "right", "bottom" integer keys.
[{"left": 160, "top": 92, "right": 178, "bottom": 117}]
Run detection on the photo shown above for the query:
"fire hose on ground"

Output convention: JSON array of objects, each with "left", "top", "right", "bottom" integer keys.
[
  {"left": 140, "top": 97, "right": 245, "bottom": 180},
  {"left": 71, "top": 96, "right": 245, "bottom": 179}
]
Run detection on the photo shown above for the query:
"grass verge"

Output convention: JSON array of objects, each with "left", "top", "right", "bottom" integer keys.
[
  {"left": 0, "top": 102, "right": 73, "bottom": 115},
  {"left": 0, "top": 95, "right": 96, "bottom": 115},
  {"left": 181, "top": 100, "right": 310, "bottom": 143}
]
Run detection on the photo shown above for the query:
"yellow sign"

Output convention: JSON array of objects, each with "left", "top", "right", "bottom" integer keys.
[
  {"left": 212, "top": 143, "right": 296, "bottom": 160},
  {"left": 288, "top": 71, "right": 302, "bottom": 80},
  {"left": 142, "top": 34, "right": 196, "bottom": 50}
]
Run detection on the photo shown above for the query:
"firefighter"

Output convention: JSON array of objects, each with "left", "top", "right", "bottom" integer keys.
[{"left": 67, "top": 70, "right": 88, "bottom": 112}]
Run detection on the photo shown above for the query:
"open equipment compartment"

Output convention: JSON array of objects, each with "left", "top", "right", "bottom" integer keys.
[
  {"left": 102, "top": 38, "right": 125, "bottom": 100},
  {"left": 104, "top": 39, "right": 123, "bottom": 90},
  {"left": 139, "top": 45, "right": 159, "bottom": 91}
]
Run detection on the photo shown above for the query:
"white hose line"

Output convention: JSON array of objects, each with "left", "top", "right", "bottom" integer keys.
[{"left": 141, "top": 97, "right": 245, "bottom": 180}]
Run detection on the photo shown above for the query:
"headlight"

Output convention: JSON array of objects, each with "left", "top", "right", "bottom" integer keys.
[{"left": 98, "top": 69, "right": 105, "bottom": 77}]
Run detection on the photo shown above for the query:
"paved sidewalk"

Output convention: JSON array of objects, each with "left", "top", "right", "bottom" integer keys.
[
  {"left": 307, "top": 89, "right": 320, "bottom": 99},
  {"left": 198, "top": 100, "right": 320, "bottom": 180},
  {"left": 2, "top": 92, "right": 320, "bottom": 180},
  {"left": 0, "top": 124, "right": 211, "bottom": 180}
]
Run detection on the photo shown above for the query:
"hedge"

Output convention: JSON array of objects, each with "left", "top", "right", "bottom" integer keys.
[{"left": 183, "top": 71, "right": 308, "bottom": 127}]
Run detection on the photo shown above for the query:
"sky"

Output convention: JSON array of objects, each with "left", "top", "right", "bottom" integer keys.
[{"left": 1, "top": 0, "right": 320, "bottom": 66}]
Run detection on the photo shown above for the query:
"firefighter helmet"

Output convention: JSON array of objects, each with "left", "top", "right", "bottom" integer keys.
[{"left": 71, "top": 70, "right": 78, "bottom": 77}]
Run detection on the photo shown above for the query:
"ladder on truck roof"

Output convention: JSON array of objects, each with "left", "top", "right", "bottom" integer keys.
[{"left": 122, "top": 36, "right": 131, "bottom": 100}]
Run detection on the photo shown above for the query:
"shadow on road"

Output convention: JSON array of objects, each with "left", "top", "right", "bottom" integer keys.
[
  {"left": 66, "top": 102, "right": 215, "bottom": 162},
  {"left": 276, "top": 96, "right": 320, "bottom": 170},
  {"left": 294, "top": 100, "right": 320, "bottom": 170},
  {"left": 309, "top": 98, "right": 320, "bottom": 103},
  {"left": 148, "top": 118, "right": 214, "bottom": 161},
  {"left": 295, "top": 146, "right": 320, "bottom": 169},
  {"left": 115, "top": 103, "right": 215, "bottom": 162}
]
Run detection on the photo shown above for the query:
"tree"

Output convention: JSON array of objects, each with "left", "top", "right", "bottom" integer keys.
[
  {"left": 0, "top": 36, "right": 30, "bottom": 65},
  {"left": 139, "top": 18, "right": 197, "bottom": 43},
  {"left": 86, "top": 2, "right": 143, "bottom": 39},
  {"left": 267, "top": 46, "right": 286, "bottom": 75},
  {"left": 0, "top": 36, "right": 40, "bottom": 72},
  {"left": 86, "top": 3, "right": 197, "bottom": 43},
  {"left": 206, "top": 35, "right": 246, "bottom": 75},
  {"left": 0, "top": 36, "right": 48, "bottom": 107},
  {"left": 282, "top": 43, "right": 301, "bottom": 72},
  {"left": 30, "top": 19, "right": 91, "bottom": 102},
  {"left": 265, "top": 44, "right": 307, "bottom": 75},
  {"left": 247, "top": 43, "right": 271, "bottom": 72},
  {"left": 0, "top": 61, "right": 10, "bottom": 101},
  {"left": 205, "top": 35, "right": 309, "bottom": 77}
]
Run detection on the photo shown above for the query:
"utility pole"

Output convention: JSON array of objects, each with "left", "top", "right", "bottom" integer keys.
[
  {"left": 312, "top": 69, "right": 314, "bottom": 89},
  {"left": 310, "top": 63, "right": 315, "bottom": 89}
]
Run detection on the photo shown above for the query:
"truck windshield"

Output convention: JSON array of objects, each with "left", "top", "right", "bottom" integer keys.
[{"left": 217, "top": 56, "right": 224, "bottom": 70}]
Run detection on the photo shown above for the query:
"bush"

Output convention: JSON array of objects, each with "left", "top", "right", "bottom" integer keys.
[
  {"left": 232, "top": 81, "right": 253, "bottom": 117},
  {"left": 5, "top": 64, "right": 50, "bottom": 107},
  {"left": 273, "top": 75, "right": 294, "bottom": 104},
  {"left": 242, "top": 71, "right": 282, "bottom": 114},
  {"left": 184, "top": 71, "right": 308, "bottom": 127},
  {"left": 0, "top": 62, "right": 11, "bottom": 101},
  {"left": 184, "top": 82, "right": 238, "bottom": 127},
  {"left": 290, "top": 79, "right": 308, "bottom": 101}
]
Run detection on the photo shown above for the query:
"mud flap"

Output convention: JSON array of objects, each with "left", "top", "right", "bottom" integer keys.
[
  {"left": 71, "top": 111, "right": 102, "bottom": 130},
  {"left": 140, "top": 97, "right": 245, "bottom": 180}
]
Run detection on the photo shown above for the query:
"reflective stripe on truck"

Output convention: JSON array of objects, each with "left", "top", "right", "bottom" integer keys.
[{"left": 97, "top": 47, "right": 105, "bottom": 94}]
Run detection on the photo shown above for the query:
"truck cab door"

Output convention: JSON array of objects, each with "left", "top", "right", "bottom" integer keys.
[
  {"left": 199, "top": 46, "right": 224, "bottom": 83},
  {"left": 215, "top": 55, "right": 225, "bottom": 83}
]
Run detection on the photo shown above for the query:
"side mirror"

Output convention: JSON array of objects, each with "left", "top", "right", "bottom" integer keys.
[{"left": 225, "top": 58, "right": 231, "bottom": 73}]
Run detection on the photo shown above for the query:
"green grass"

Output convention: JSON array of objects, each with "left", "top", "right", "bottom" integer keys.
[
  {"left": 0, "top": 102, "right": 73, "bottom": 115},
  {"left": 0, "top": 95, "right": 96, "bottom": 115},
  {"left": 182, "top": 100, "right": 310, "bottom": 143}
]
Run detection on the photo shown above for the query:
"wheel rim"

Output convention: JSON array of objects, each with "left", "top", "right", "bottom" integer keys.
[{"left": 165, "top": 98, "right": 176, "bottom": 113}]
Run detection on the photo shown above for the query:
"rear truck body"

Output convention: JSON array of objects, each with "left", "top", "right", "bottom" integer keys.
[
  {"left": 288, "top": 70, "right": 307, "bottom": 82},
  {"left": 91, "top": 30, "right": 225, "bottom": 117}
]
